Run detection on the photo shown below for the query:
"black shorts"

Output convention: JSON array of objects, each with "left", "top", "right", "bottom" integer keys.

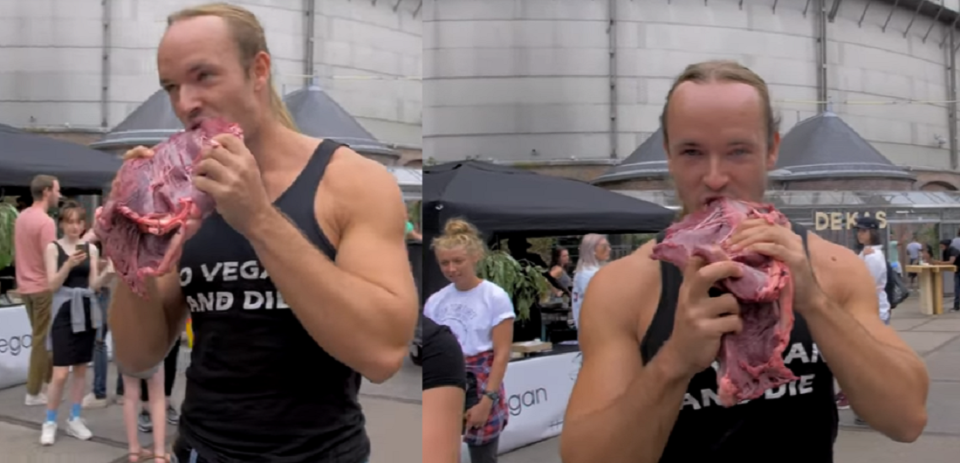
[{"left": 50, "top": 301, "right": 96, "bottom": 367}]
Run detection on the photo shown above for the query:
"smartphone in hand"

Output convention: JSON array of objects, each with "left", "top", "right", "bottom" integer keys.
[{"left": 76, "top": 243, "right": 90, "bottom": 260}]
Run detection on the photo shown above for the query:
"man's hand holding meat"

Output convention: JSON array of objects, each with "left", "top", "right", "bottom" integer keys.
[
  {"left": 192, "top": 133, "right": 270, "bottom": 237},
  {"left": 660, "top": 256, "right": 743, "bottom": 381},
  {"left": 727, "top": 218, "right": 826, "bottom": 314},
  {"left": 727, "top": 218, "right": 928, "bottom": 441}
]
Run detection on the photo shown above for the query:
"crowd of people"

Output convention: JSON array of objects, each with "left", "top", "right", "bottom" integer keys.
[{"left": 13, "top": 174, "right": 180, "bottom": 460}]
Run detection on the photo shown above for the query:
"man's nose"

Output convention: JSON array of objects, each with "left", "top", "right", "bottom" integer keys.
[
  {"left": 173, "top": 86, "right": 203, "bottom": 117},
  {"left": 703, "top": 155, "right": 730, "bottom": 191}
]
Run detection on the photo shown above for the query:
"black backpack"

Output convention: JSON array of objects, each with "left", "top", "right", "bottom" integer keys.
[{"left": 885, "top": 262, "right": 909, "bottom": 309}]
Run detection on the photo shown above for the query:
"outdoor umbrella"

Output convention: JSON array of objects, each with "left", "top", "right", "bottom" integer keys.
[
  {"left": 423, "top": 160, "right": 675, "bottom": 237},
  {"left": 0, "top": 124, "right": 121, "bottom": 191}
]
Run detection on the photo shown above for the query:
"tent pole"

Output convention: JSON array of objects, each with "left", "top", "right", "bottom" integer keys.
[
  {"left": 948, "top": 27, "right": 959, "bottom": 170},
  {"left": 815, "top": 0, "right": 828, "bottom": 114},
  {"left": 100, "top": 0, "right": 113, "bottom": 129},
  {"left": 607, "top": 0, "right": 618, "bottom": 159},
  {"left": 304, "top": 0, "right": 316, "bottom": 89}
]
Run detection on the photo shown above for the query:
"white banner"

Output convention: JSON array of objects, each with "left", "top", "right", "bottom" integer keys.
[
  {"left": 460, "top": 351, "right": 582, "bottom": 461},
  {"left": 0, "top": 305, "right": 33, "bottom": 390}
]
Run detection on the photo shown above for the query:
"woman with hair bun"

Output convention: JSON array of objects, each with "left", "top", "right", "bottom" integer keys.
[{"left": 424, "top": 218, "right": 514, "bottom": 463}]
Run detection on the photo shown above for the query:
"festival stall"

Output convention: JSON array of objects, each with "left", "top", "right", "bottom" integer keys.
[
  {"left": 423, "top": 161, "right": 674, "bottom": 454},
  {"left": 0, "top": 123, "right": 120, "bottom": 389}
]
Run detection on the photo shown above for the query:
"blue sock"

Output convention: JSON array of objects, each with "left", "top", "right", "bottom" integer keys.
[
  {"left": 70, "top": 403, "right": 81, "bottom": 420},
  {"left": 45, "top": 409, "right": 57, "bottom": 423}
]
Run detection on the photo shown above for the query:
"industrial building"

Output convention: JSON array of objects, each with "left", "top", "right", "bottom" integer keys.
[
  {"left": 0, "top": 0, "right": 423, "bottom": 165},
  {"left": 423, "top": 0, "right": 960, "bottom": 190}
]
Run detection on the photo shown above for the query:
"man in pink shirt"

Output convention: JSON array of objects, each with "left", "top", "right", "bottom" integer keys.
[{"left": 14, "top": 174, "right": 61, "bottom": 406}]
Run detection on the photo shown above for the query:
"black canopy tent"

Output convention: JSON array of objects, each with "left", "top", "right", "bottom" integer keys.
[
  {"left": 422, "top": 161, "right": 675, "bottom": 297},
  {"left": 0, "top": 124, "right": 121, "bottom": 193}
]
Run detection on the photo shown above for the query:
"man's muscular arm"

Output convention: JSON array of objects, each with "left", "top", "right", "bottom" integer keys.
[
  {"left": 806, "top": 240, "right": 928, "bottom": 442},
  {"left": 561, "top": 244, "right": 689, "bottom": 463},
  {"left": 245, "top": 151, "right": 418, "bottom": 383}
]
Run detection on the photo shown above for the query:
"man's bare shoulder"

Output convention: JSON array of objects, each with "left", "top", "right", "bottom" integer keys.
[
  {"left": 322, "top": 144, "right": 399, "bottom": 197},
  {"left": 806, "top": 232, "right": 872, "bottom": 299},
  {"left": 582, "top": 240, "right": 662, "bottom": 335}
]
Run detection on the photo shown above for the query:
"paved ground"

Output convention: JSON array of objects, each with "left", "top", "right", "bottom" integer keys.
[
  {"left": 500, "top": 295, "right": 960, "bottom": 463},
  {"left": 0, "top": 345, "right": 422, "bottom": 463}
]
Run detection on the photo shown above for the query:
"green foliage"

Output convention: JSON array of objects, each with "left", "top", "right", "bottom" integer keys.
[
  {"left": 407, "top": 200, "right": 422, "bottom": 229},
  {"left": 477, "top": 250, "right": 551, "bottom": 322},
  {"left": 527, "top": 237, "right": 557, "bottom": 263}
]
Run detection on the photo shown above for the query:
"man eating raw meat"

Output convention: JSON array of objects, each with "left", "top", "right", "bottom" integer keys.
[
  {"left": 560, "top": 60, "right": 929, "bottom": 463},
  {"left": 102, "top": 4, "right": 417, "bottom": 463}
]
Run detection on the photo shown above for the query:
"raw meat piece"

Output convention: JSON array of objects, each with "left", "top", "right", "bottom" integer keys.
[
  {"left": 95, "top": 118, "right": 243, "bottom": 297},
  {"left": 651, "top": 198, "right": 797, "bottom": 407}
]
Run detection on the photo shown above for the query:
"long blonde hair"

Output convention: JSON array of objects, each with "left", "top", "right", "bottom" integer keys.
[
  {"left": 167, "top": 3, "right": 298, "bottom": 132},
  {"left": 432, "top": 218, "right": 485, "bottom": 259}
]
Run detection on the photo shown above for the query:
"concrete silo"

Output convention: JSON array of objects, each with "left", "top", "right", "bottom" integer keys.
[
  {"left": 424, "top": 0, "right": 960, "bottom": 190},
  {"left": 0, "top": 0, "right": 422, "bottom": 164}
]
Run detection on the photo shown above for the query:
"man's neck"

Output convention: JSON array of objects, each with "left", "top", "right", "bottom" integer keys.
[
  {"left": 246, "top": 120, "right": 297, "bottom": 173},
  {"left": 30, "top": 202, "right": 48, "bottom": 212}
]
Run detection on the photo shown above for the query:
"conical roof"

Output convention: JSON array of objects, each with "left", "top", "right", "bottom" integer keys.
[
  {"left": 283, "top": 85, "right": 398, "bottom": 159},
  {"left": 775, "top": 111, "right": 913, "bottom": 180},
  {"left": 592, "top": 129, "right": 668, "bottom": 184},
  {"left": 89, "top": 90, "right": 183, "bottom": 150}
]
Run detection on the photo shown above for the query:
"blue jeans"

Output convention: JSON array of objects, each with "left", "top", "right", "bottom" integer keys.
[{"left": 92, "top": 289, "right": 111, "bottom": 399}]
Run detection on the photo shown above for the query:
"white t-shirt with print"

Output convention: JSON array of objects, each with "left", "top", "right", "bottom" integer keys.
[{"left": 424, "top": 280, "right": 516, "bottom": 356}]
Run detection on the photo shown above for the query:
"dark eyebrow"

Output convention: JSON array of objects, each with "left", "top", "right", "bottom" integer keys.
[{"left": 159, "top": 62, "right": 214, "bottom": 88}]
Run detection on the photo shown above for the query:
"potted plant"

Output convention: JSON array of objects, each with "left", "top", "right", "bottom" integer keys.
[{"left": 477, "top": 250, "right": 551, "bottom": 322}]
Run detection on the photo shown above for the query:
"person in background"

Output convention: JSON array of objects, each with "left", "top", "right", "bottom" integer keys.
[
  {"left": 40, "top": 201, "right": 113, "bottom": 445},
  {"left": 14, "top": 174, "right": 61, "bottom": 407},
  {"left": 81, "top": 227, "right": 113, "bottom": 409},
  {"left": 906, "top": 236, "right": 922, "bottom": 288},
  {"left": 935, "top": 239, "right": 960, "bottom": 313},
  {"left": 406, "top": 208, "right": 422, "bottom": 241},
  {"left": 547, "top": 247, "right": 573, "bottom": 297},
  {"left": 422, "top": 316, "right": 467, "bottom": 463},
  {"left": 120, "top": 355, "right": 169, "bottom": 461},
  {"left": 837, "top": 216, "right": 894, "bottom": 420},
  {"left": 115, "top": 337, "right": 181, "bottom": 432},
  {"left": 571, "top": 234, "right": 611, "bottom": 329},
  {"left": 426, "top": 218, "right": 513, "bottom": 463}
]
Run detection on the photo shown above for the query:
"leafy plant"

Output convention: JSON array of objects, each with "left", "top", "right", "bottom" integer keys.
[
  {"left": 477, "top": 250, "right": 551, "bottom": 322},
  {"left": 407, "top": 200, "right": 421, "bottom": 229}
]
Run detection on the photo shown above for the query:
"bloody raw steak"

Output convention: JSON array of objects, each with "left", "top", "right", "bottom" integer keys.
[
  {"left": 651, "top": 198, "right": 797, "bottom": 407},
  {"left": 95, "top": 118, "right": 242, "bottom": 297}
]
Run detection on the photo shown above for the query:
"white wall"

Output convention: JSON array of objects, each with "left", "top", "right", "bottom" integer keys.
[
  {"left": 0, "top": 0, "right": 422, "bottom": 148},
  {"left": 423, "top": 0, "right": 959, "bottom": 169}
]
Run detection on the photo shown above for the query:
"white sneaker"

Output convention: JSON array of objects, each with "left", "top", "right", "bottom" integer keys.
[
  {"left": 40, "top": 422, "right": 57, "bottom": 445},
  {"left": 65, "top": 417, "right": 92, "bottom": 441},
  {"left": 81, "top": 393, "right": 108, "bottom": 409},
  {"left": 25, "top": 393, "right": 48, "bottom": 406}
]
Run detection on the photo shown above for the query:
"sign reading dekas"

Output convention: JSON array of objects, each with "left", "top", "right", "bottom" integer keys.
[{"left": 814, "top": 211, "right": 887, "bottom": 231}]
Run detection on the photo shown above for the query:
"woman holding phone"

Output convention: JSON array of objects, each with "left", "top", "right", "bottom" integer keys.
[{"left": 39, "top": 201, "right": 115, "bottom": 447}]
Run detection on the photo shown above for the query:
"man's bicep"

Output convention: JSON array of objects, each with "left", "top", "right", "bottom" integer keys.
[
  {"left": 334, "top": 172, "right": 416, "bottom": 301},
  {"left": 566, "top": 270, "right": 644, "bottom": 421},
  {"left": 838, "top": 258, "right": 912, "bottom": 352}
]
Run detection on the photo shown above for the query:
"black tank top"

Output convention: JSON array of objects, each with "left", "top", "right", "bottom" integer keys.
[
  {"left": 56, "top": 243, "right": 91, "bottom": 289},
  {"left": 640, "top": 223, "right": 838, "bottom": 462},
  {"left": 177, "top": 140, "right": 369, "bottom": 463}
]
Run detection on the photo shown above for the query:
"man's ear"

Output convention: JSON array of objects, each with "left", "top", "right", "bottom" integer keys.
[{"left": 766, "top": 131, "right": 781, "bottom": 170}]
